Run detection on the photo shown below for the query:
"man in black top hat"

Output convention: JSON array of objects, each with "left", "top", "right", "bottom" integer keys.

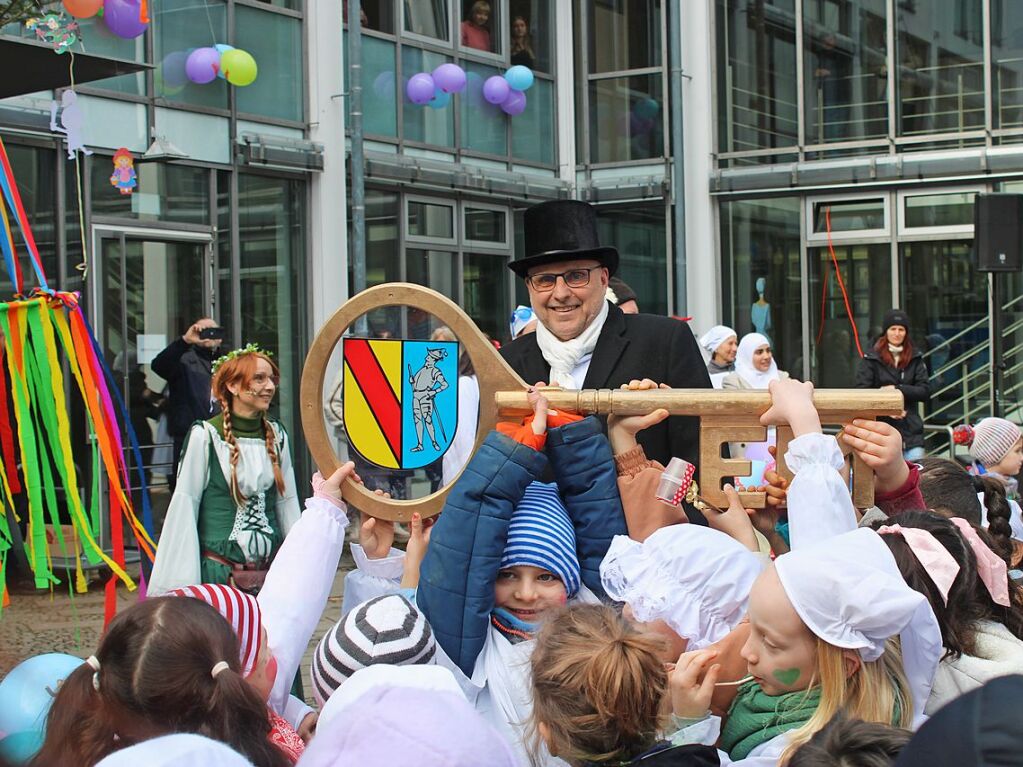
[{"left": 500, "top": 200, "right": 712, "bottom": 502}]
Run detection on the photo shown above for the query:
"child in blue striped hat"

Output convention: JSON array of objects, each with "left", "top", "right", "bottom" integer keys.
[{"left": 492, "top": 481, "right": 581, "bottom": 638}]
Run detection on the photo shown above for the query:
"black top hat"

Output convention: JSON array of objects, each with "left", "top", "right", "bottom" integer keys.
[{"left": 507, "top": 200, "right": 619, "bottom": 278}]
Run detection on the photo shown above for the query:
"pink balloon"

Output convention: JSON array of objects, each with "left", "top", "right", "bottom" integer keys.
[
  {"left": 500, "top": 89, "right": 527, "bottom": 116},
  {"left": 432, "top": 63, "right": 466, "bottom": 94},
  {"left": 186, "top": 47, "right": 220, "bottom": 85},
  {"left": 482, "top": 76, "right": 510, "bottom": 105},
  {"left": 103, "top": 0, "right": 148, "bottom": 39},
  {"left": 406, "top": 72, "right": 436, "bottom": 105}
]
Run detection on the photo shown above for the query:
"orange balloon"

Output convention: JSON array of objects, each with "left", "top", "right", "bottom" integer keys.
[{"left": 63, "top": 0, "right": 103, "bottom": 18}]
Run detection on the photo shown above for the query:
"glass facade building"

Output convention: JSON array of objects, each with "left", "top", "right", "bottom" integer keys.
[{"left": 0, "top": 0, "right": 314, "bottom": 526}]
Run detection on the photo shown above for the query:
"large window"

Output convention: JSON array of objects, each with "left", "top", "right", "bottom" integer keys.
[
  {"left": 155, "top": 0, "right": 228, "bottom": 110},
  {"left": 595, "top": 204, "right": 669, "bottom": 316},
  {"left": 719, "top": 197, "right": 802, "bottom": 376},
  {"left": 716, "top": 0, "right": 798, "bottom": 154},
  {"left": 235, "top": 6, "right": 304, "bottom": 123},
  {"left": 577, "top": 0, "right": 666, "bottom": 165}
]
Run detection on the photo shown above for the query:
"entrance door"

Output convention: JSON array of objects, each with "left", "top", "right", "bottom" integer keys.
[{"left": 92, "top": 230, "right": 213, "bottom": 532}]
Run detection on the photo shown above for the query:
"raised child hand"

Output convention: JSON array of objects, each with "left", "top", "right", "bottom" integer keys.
[
  {"left": 311, "top": 462, "right": 357, "bottom": 510},
  {"left": 401, "top": 512, "right": 435, "bottom": 589},
  {"left": 359, "top": 489, "right": 395, "bottom": 560},
  {"left": 761, "top": 379, "right": 821, "bottom": 437},
  {"left": 703, "top": 484, "right": 759, "bottom": 552},
  {"left": 607, "top": 379, "right": 671, "bottom": 455},
  {"left": 838, "top": 418, "right": 909, "bottom": 494},
  {"left": 669, "top": 649, "right": 721, "bottom": 720}
]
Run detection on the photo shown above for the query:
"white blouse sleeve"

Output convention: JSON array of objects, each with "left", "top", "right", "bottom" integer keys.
[
  {"left": 339, "top": 543, "right": 405, "bottom": 616},
  {"left": 785, "top": 432, "right": 857, "bottom": 550},
  {"left": 148, "top": 424, "right": 210, "bottom": 595},
  {"left": 273, "top": 424, "right": 301, "bottom": 536},
  {"left": 259, "top": 495, "right": 350, "bottom": 716}
]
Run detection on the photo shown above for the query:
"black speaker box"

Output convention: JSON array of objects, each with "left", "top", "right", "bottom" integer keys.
[{"left": 975, "top": 193, "right": 1023, "bottom": 272}]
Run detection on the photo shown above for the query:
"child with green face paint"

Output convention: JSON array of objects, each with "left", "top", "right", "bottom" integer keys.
[{"left": 667, "top": 381, "right": 943, "bottom": 765}]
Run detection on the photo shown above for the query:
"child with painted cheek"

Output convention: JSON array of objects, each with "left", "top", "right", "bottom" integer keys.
[{"left": 668, "top": 527, "right": 943, "bottom": 765}]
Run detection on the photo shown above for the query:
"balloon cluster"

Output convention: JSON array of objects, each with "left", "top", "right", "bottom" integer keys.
[
  {"left": 406, "top": 64, "right": 534, "bottom": 116},
  {"left": 174, "top": 45, "right": 258, "bottom": 87},
  {"left": 62, "top": 0, "right": 148, "bottom": 40}
]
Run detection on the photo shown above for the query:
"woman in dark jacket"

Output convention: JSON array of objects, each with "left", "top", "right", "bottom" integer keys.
[{"left": 855, "top": 309, "right": 930, "bottom": 459}]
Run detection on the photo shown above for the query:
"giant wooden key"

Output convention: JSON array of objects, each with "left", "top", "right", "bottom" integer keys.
[{"left": 301, "top": 284, "right": 904, "bottom": 521}]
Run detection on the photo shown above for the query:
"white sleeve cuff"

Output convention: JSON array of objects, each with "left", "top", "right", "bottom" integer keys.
[
  {"left": 784, "top": 432, "right": 845, "bottom": 473},
  {"left": 350, "top": 543, "right": 406, "bottom": 579},
  {"left": 304, "top": 495, "right": 350, "bottom": 527}
]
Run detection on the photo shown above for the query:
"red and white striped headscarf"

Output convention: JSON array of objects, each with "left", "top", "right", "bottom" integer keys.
[{"left": 170, "top": 584, "right": 263, "bottom": 676}]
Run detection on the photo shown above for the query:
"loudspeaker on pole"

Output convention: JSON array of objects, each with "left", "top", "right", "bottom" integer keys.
[{"left": 974, "top": 193, "right": 1023, "bottom": 272}]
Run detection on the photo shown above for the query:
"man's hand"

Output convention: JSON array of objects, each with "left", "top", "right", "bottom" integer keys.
[
  {"left": 607, "top": 379, "right": 671, "bottom": 455},
  {"left": 839, "top": 419, "right": 909, "bottom": 494},
  {"left": 183, "top": 317, "right": 217, "bottom": 345}
]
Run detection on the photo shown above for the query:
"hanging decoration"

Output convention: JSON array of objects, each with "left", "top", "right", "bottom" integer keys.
[
  {"left": 26, "top": 13, "right": 80, "bottom": 54},
  {"left": 0, "top": 135, "right": 156, "bottom": 622},
  {"left": 49, "top": 91, "right": 92, "bottom": 160},
  {"left": 109, "top": 148, "right": 137, "bottom": 195},
  {"left": 404, "top": 64, "right": 534, "bottom": 118}
]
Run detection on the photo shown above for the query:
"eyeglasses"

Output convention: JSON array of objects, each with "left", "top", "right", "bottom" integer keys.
[{"left": 525, "top": 266, "right": 600, "bottom": 292}]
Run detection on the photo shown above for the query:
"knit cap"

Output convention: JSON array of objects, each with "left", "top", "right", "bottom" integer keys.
[
  {"left": 968, "top": 417, "right": 1022, "bottom": 468},
  {"left": 882, "top": 308, "right": 911, "bottom": 333},
  {"left": 500, "top": 481, "right": 580, "bottom": 598},
  {"left": 311, "top": 594, "right": 436, "bottom": 707}
]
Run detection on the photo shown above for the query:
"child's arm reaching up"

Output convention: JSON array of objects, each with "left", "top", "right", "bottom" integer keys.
[
  {"left": 840, "top": 419, "right": 924, "bottom": 517},
  {"left": 762, "top": 379, "right": 856, "bottom": 549}
]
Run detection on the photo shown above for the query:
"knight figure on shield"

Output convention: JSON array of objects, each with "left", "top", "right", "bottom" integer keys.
[{"left": 408, "top": 347, "right": 450, "bottom": 452}]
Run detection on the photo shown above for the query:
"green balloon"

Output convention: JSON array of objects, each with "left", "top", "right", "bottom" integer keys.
[{"left": 221, "top": 49, "right": 258, "bottom": 87}]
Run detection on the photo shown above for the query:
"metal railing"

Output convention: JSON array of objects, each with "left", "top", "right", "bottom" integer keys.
[{"left": 920, "top": 296, "right": 1023, "bottom": 456}]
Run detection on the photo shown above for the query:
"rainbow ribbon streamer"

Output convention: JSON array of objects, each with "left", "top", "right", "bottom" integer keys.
[{"left": 0, "top": 136, "right": 155, "bottom": 623}]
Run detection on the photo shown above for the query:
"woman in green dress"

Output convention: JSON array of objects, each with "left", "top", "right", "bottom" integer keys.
[{"left": 149, "top": 344, "right": 300, "bottom": 594}]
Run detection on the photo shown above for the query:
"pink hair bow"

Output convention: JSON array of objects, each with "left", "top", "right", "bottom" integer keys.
[
  {"left": 878, "top": 524, "right": 961, "bottom": 604},
  {"left": 949, "top": 517, "right": 1011, "bottom": 607}
]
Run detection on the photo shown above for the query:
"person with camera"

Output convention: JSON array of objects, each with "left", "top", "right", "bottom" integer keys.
[{"left": 152, "top": 317, "right": 225, "bottom": 480}]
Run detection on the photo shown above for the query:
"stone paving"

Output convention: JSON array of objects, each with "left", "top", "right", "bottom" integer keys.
[{"left": 0, "top": 551, "right": 357, "bottom": 707}]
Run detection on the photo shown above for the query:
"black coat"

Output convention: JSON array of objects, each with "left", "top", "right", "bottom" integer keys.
[
  {"left": 627, "top": 742, "right": 721, "bottom": 766},
  {"left": 855, "top": 348, "right": 930, "bottom": 450},
  {"left": 151, "top": 338, "right": 220, "bottom": 438},
  {"left": 500, "top": 302, "right": 712, "bottom": 472}
]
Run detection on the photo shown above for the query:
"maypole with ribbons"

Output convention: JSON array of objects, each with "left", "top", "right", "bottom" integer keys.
[{"left": 0, "top": 134, "right": 156, "bottom": 623}]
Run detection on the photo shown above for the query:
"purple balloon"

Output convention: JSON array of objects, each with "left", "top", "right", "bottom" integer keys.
[
  {"left": 432, "top": 63, "right": 467, "bottom": 94},
  {"left": 500, "top": 89, "right": 527, "bottom": 116},
  {"left": 161, "top": 51, "right": 189, "bottom": 88},
  {"left": 406, "top": 72, "right": 436, "bottom": 105},
  {"left": 103, "top": 0, "right": 148, "bottom": 39},
  {"left": 186, "top": 47, "right": 221, "bottom": 85},
  {"left": 482, "top": 76, "right": 510, "bottom": 105}
]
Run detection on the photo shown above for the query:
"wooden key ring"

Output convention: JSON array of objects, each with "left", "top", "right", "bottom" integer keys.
[{"left": 301, "top": 283, "right": 906, "bottom": 520}]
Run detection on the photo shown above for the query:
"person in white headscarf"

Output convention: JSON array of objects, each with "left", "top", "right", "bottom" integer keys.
[
  {"left": 700, "top": 325, "right": 739, "bottom": 379},
  {"left": 722, "top": 333, "right": 789, "bottom": 391},
  {"left": 721, "top": 333, "right": 789, "bottom": 461}
]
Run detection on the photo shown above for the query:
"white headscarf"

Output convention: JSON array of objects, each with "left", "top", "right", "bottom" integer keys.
[
  {"left": 774, "top": 528, "right": 943, "bottom": 724},
  {"left": 734, "top": 332, "right": 780, "bottom": 389},
  {"left": 699, "top": 325, "right": 737, "bottom": 356},
  {"left": 600, "top": 525, "right": 764, "bottom": 650}
]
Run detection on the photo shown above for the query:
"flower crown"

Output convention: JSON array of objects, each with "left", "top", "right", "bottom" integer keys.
[{"left": 212, "top": 343, "right": 273, "bottom": 375}]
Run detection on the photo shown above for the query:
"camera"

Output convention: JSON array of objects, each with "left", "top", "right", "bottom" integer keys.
[{"left": 199, "top": 327, "right": 226, "bottom": 341}]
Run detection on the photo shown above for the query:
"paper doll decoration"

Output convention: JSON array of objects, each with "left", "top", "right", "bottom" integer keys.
[
  {"left": 751, "top": 276, "right": 772, "bottom": 343},
  {"left": 26, "top": 13, "right": 79, "bottom": 54},
  {"left": 110, "top": 149, "right": 137, "bottom": 195},
  {"left": 50, "top": 91, "right": 92, "bottom": 160}
]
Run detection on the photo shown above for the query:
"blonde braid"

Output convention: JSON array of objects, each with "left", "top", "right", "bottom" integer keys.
[
  {"left": 220, "top": 397, "right": 247, "bottom": 506},
  {"left": 262, "top": 415, "right": 286, "bottom": 496}
]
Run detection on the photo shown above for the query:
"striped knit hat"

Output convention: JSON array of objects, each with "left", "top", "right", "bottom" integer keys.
[
  {"left": 169, "top": 584, "right": 263, "bottom": 676},
  {"left": 500, "top": 481, "right": 580, "bottom": 598},
  {"left": 311, "top": 595, "right": 436, "bottom": 707},
  {"left": 968, "top": 417, "right": 1022, "bottom": 468}
]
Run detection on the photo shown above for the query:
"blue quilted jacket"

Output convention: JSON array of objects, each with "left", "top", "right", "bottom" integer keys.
[{"left": 417, "top": 416, "right": 627, "bottom": 677}]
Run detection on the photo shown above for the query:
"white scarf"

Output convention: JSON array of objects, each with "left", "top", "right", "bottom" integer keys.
[
  {"left": 534, "top": 299, "right": 610, "bottom": 387},
  {"left": 734, "top": 332, "right": 780, "bottom": 389}
]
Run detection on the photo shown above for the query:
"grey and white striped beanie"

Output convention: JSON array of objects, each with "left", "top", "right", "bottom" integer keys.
[{"left": 311, "top": 594, "right": 436, "bottom": 707}]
